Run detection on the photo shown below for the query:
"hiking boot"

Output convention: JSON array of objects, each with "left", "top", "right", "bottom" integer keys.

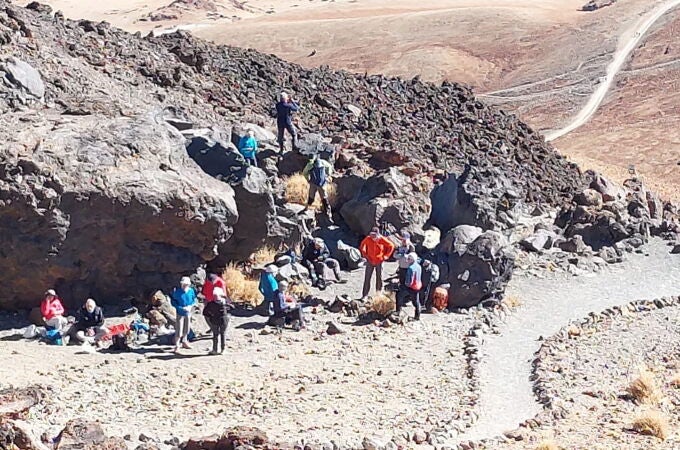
[
  {"left": 209, "top": 350, "right": 220, "bottom": 356},
  {"left": 337, "top": 278, "right": 348, "bottom": 284}
]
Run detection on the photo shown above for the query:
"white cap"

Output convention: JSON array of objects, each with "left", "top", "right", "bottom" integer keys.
[
  {"left": 45, "top": 289, "right": 56, "bottom": 296},
  {"left": 180, "top": 276, "right": 191, "bottom": 286},
  {"left": 278, "top": 280, "right": 289, "bottom": 290},
  {"left": 265, "top": 265, "right": 279, "bottom": 274},
  {"left": 314, "top": 237, "right": 324, "bottom": 246},
  {"left": 407, "top": 252, "right": 419, "bottom": 264}
]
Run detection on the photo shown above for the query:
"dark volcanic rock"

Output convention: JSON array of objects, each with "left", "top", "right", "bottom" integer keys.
[
  {"left": 56, "top": 419, "right": 127, "bottom": 450},
  {"left": 0, "top": 113, "right": 237, "bottom": 309}
]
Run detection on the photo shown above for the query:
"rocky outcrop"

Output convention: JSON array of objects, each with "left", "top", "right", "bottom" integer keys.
[
  {"left": 441, "top": 228, "right": 516, "bottom": 308},
  {"left": 0, "top": 112, "right": 237, "bottom": 309},
  {"left": 581, "top": 0, "right": 617, "bottom": 12}
]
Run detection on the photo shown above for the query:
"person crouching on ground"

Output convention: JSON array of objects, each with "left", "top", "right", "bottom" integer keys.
[
  {"left": 238, "top": 129, "right": 258, "bottom": 167},
  {"left": 359, "top": 227, "right": 396, "bottom": 301},
  {"left": 396, "top": 253, "right": 423, "bottom": 321},
  {"left": 301, "top": 237, "right": 345, "bottom": 288},
  {"left": 203, "top": 286, "right": 232, "bottom": 355},
  {"left": 41, "top": 289, "right": 68, "bottom": 333},
  {"left": 272, "top": 280, "right": 305, "bottom": 331},
  {"left": 71, "top": 298, "right": 108, "bottom": 345},
  {"left": 171, "top": 276, "right": 197, "bottom": 353}
]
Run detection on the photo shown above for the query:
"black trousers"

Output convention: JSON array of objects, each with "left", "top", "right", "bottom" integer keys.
[{"left": 396, "top": 287, "right": 421, "bottom": 318}]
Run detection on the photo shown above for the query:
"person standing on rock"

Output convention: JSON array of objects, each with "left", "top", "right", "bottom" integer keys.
[
  {"left": 170, "top": 277, "right": 197, "bottom": 353},
  {"left": 238, "top": 129, "right": 259, "bottom": 167},
  {"left": 396, "top": 253, "right": 423, "bottom": 320},
  {"left": 40, "top": 289, "right": 68, "bottom": 333},
  {"left": 302, "top": 156, "right": 333, "bottom": 218},
  {"left": 275, "top": 92, "right": 299, "bottom": 156},
  {"left": 71, "top": 298, "right": 108, "bottom": 345},
  {"left": 359, "top": 227, "right": 396, "bottom": 300},
  {"left": 203, "top": 287, "right": 232, "bottom": 355}
]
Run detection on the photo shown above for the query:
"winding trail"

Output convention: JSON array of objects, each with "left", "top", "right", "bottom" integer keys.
[
  {"left": 545, "top": 0, "right": 680, "bottom": 142},
  {"left": 453, "top": 239, "right": 680, "bottom": 443}
]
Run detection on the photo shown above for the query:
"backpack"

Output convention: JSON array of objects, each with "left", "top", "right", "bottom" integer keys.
[
  {"left": 309, "top": 163, "right": 327, "bottom": 187},
  {"left": 337, "top": 240, "right": 363, "bottom": 270},
  {"left": 111, "top": 333, "right": 131, "bottom": 352}
]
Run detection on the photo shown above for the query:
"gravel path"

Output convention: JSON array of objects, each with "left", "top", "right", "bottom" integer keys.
[{"left": 455, "top": 238, "right": 680, "bottom": 443}]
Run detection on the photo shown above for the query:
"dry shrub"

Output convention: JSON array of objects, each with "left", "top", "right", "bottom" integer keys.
[
  {"left": 289, "top": 281, "right": 310, "bottom": 299},
  {"left": 502, "top": 295, "right": 522, "bottom": 308},
  {"left": 670, "top": 373, "right": 680, "bottom": 388},
  {"left": 628, "top": 368, "right": 663, "bottom": 404},
  {"left": 535, "top": 440, "right": 559, "bottom": 450},
  {"left": 284, "top": 173, "right": 336, "bottom": 208},
  {"left": 369, "top": 292, "right": 395, "bottom": 316},
  {"left": 223, "top": 263, "right": 263, "bottom": 306},
  {"left": 250, "top": 245, "right": 278, "bottom": 266},
  {"left": 631, "top": 409, "right": 669, "bottom": 440}
]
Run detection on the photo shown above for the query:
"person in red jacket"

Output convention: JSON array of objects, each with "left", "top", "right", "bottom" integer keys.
[
  {"left": 41, "top": 289, "right": 68, "bottom": 332},
  {"left": 202, "top": 273, "right": 227, "bottom": 303},
  {"left": 359, "top": 227, "right": 396, "bottom": 300}
]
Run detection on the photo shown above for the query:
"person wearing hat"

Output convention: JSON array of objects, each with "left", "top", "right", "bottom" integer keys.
[
  {"left": 359, "top": 227, "right": 396, "bottom": 300},
  {"left": 394, "top": 230, "right": 414, "bottom": 285},
  {"left": 203, "top": 286, "right": 233, "bottom": 355},
  {"left": 40, "top": 289, "right": 68, "bottom": 333},
  {"left": 259, "top": 265, "right": 279, "bottom": 314},
  {"left": 170, "top": 276, "right": 197, "bottom": 353},
  {"left": 302, "top": 155, "right": 334, "bottom": 218},
  {"left": 396, "top": 252, "right": 423, "bottom": 320},
  {"left": 71, "top": 298, "right": 108, "bottom": 345},
  {"left": 301, "top": 236, "right": 345, "bottom": 287},
  {"left": 271, "top": 280, "right": 305, "bottom": 331}
]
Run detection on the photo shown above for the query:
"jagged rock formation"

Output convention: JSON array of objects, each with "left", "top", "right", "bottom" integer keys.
[{"left": 581, "top": 0, "right": 617, "bottom": 12}]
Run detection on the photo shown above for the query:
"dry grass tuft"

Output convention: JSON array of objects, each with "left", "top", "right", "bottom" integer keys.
[
  {"left": 289, "top": 281, "right": 310, "bottom": 299},
  {"left": 284, "top": 173, "right": 336, "bottom": 208},
  {"left": 501, "top": 295, "right": 522, "bottom": 308},
  {"left": 631, "top": 409, "right": 669, "bottom": 440},
  {"left": 628, "top": 368, "right": 663, "bottom": 404},
  {"left": 223, "top": 263, "right": 263, "bottom": 306},
  {"left": 249, "top": 245, "right": 278, "bottom": 266},
  {"left": 369, "top": 292, "right": 396, "bottom": 317},
  {"left": 534, "top": 440, "right": 559, "bottom": 450}
]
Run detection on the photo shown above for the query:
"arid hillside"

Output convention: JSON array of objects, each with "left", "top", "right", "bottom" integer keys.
[{"left": 19, "top": 0, "right": 680, "bottom": 199}]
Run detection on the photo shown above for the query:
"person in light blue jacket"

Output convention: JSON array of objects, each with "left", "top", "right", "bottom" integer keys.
[
  {"left": 238, "top": 130, "right": 259, "bottom": 167},
  {"left": 170, "top": 276, "right": 197, "bottom": 353},
  {"left": 259, "top": 265, "right": 279, "bottom": 315}
]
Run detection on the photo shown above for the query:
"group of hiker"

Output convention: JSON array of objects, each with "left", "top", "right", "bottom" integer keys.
[{"left": 38, "top": 290, "right": 108, "bottom": 346}]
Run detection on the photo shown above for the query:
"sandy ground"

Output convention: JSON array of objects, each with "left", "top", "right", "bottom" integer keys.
[{"left": 0, "top": 263, "right": 476, "bottom": 448}]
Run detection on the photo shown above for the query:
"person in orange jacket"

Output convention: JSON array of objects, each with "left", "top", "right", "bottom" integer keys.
[{"left": 359, "top": 227, "right": 396, "bottom": 300}]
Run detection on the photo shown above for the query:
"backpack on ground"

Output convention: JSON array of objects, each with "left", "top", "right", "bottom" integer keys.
[
  {"left": 111, "top": 333, "right": 131, "bottom": 352},
  {"left": 336, "top": 240, "right": 364, "bottom": 270}
]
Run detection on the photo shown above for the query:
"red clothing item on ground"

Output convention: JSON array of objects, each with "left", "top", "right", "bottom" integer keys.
[
  {"left": 40, "top": 297, "right": 65, "bottom": 320},
  {"left": 359, "top": 235, "right": 396, "bottom": 266},
  {"left": 202, "top": 277, "right": 226, "bottom": 303}
]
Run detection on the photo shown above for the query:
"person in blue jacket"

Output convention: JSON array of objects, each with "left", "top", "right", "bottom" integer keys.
[
  {"left": 275, "top": 92, "right": 299, "bottom": 155},
  {"left": 238, "top": 129, "right": 258, "bottom": 167},
  {"left": 396, "top": 253, "right": 423, "bottom": 321},
  {"left": 170, "top": 276, "right": 197, "bottom": 353},
  {"left": 259, "top": 265, "right": 279, "bottom": 315}
]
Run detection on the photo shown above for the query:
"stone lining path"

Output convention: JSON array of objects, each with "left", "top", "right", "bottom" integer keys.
[{"left": 454, "top": 238, "right": 680, "bottom": 444}]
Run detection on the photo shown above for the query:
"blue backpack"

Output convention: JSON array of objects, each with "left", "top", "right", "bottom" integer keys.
[{"left": 45, "top": 329, "right": 63, "bottom": 346}]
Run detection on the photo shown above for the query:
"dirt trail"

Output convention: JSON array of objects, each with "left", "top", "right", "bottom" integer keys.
[
  {"left": 452, "top": 239, "right": 680, "bottom": 444},
  {"left": 545, "top": 0, "right": 680, "bottom": 141}
]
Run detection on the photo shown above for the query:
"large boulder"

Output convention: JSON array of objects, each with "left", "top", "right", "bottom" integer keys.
[
  {"left": 0, "top": 112, "right": 238, "bottom": 309},
  {"left": 444, "top": 230, "right": 515, "bottom": 308},
  {"left": 340, "top": 167, "right": 431, "bottom": 236},
  {"left": 56, "top": 419, "right": 127, "bottom": 450}
]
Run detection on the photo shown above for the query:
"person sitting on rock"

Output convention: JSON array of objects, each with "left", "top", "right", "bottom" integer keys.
[
  {"left": 41, "top": 289, "right": 68, "bottom": 333},
  {"left": 420, "top": 259, "right": 440, "bottom": 311},
  {"left": 275, "top": 91, "right": 299, "bottom": 156},
  {"left": 301, "top": 237, "right": 345, "bottom": 287},
  {"left": 302, "top": 156, "right": 333, "bottom": 218},
  {"left": 203, "top": 286, "right": 233, "bottom": 355},
  {"left": 258, "top": 265, "right": 279, "bottom": 315},
  {"left": 396, "top": 253, "right": 423, "bottom": 321},
  {"left": 269, "top": 281, "right": 305, "bottom": 331},
  {"left": 359, "top": 227, "right": 396, "bottom": 301},
  {"left": 71, "top": 298, "right": 108, "bottom": 345},
  {"left": 394, "top": 230, "right": 414, "bottom": 285},
  {"left": 202, "top": 273, "right": 226, "bottom": 303},
  {"left": 170, "top": 277, "right": 197, "bottom": 353},
  {"left": 238, "top": 129, "right": 259, "bottom": 167}
]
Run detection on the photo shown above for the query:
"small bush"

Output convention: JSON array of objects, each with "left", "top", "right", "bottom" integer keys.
[
  {"left": 369, "top": 293, "right": 395, "bottom": 317},
  {"left": 502, "top": 295, "right": 522, "bottom": 308},
  {"left": 535, "top": 440, "right": 559, "bottom": 450},
  {"left": 284, "top": 173, "right": 336, "bottom": 208},
  {"left": 223, "top": 264, "right": 263, "bottom": 306},
  {"left": 631, "top": 409, "right": 669, "bottom": 440},
  {"left": 289, "top": 281, "right": 310, "bottom": 299},
  {"left": 628, "top": 368, "right": 663, "bottom": 404},
  {"left": 250, "top": 245, "right": 278, "bottom": 266},
  {"left": 669, "top": 373, "right": 680, "bottom": 388}
]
